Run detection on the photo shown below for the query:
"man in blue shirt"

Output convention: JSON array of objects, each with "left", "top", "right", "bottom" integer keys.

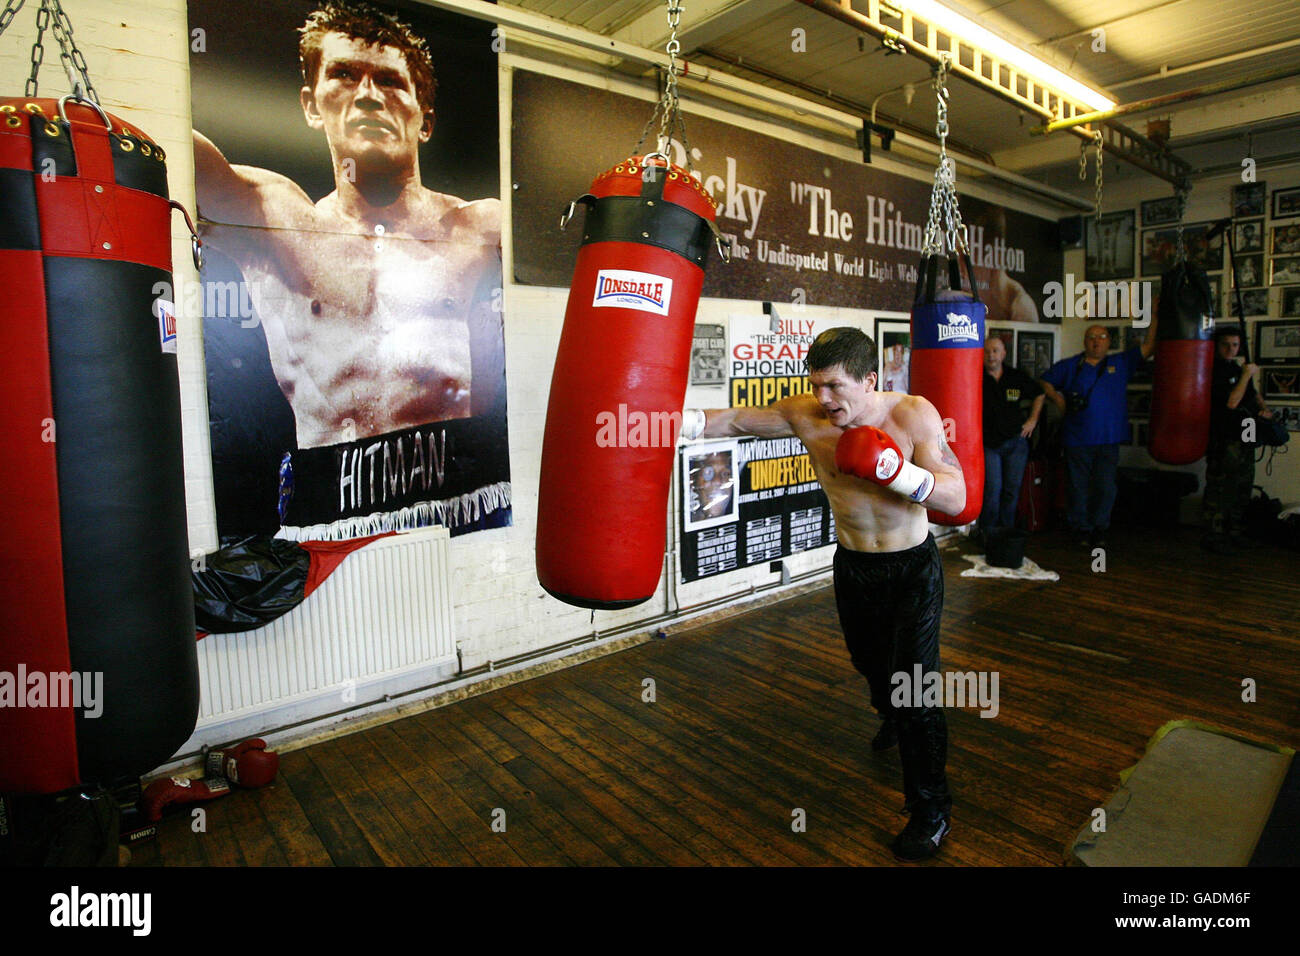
[{"left": 1040, "top": 322, "right": 1158, "bottom": 547}]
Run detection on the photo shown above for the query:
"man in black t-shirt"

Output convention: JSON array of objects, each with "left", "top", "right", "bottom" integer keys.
[
  {"left": 980, "top": 337, "right": 1044, "bottom": 535},
  {"left": 1203, "top": 328, "right": 1273, "bottom": 553}
]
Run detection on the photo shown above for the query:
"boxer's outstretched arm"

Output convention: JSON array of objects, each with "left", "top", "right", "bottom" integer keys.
[
  {"left": 900, "top": 396, "right": 966, "bottom": 516},
  {"left": 698, "top": 396, "right": 801, "bottom": 439},
  {"left": 192, "top": 130, "right": 313, "bottom": 228}
]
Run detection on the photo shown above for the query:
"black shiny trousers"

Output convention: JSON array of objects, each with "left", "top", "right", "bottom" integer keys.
[{"left": 833, "top": 535, "right": 951, "bottom": 815}]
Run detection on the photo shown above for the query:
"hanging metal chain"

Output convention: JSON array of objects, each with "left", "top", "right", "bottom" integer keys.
[
  {"left": 25, "top": 0, "right": 47, "bottom": 97},
  {"left": 657, "top": 0, "right": 683, "bottom": 153},
  {"left": 1078, "top": 140, "right": 1087, "bottom": 183},
  {"left": 47, "top": 0, "right": 99, "bottom": 104},
  {"left": 1092, "top": 129, "right": 1104, "bottom": 221},
  {"left": 5, "top": 0, "right": 100, "bottom": 102},
  {"left": 922, "top": 54, "right": 968, "bottom": 258},
  {"left": 0, "top": 0, "right": 28, "bottom": 38},
  {"left": 633, "top": 0, "right": 696, "bottom": 174}
]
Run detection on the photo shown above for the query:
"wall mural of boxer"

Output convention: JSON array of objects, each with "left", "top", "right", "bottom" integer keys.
[
  {"left": 512, "top": 72, "right": 1063, "bottom": 322},
  {"left": 188, "top": 0, "right": 509, "bottom": 541}
]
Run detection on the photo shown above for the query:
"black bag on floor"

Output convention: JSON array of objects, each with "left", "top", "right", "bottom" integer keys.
[{"left": 1244, "top": 486, "right": 1283, "bottom": 542}]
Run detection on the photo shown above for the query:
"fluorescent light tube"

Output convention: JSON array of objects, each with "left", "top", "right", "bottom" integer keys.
[{"left": 899, "top": 0, "right": 1116, "bottom": 111}]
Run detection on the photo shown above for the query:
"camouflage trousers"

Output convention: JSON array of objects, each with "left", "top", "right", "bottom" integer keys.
[{"left": 1202, "top": 441, "right": 1256, "bottom": 536}]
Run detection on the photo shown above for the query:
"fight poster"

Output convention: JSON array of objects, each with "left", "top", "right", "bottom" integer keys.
[
  {"left": 680, "top": 314, "right": 878, "bottom": 581},
  {"left": 512, "top": 72, "right": 1062, "bottom": 322},
  {"left": 187, "top": 0, "right": 509, "bottom": 540}
]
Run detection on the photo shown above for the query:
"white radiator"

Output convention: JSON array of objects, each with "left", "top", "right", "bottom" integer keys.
[{"left": 180, "top": 527, "right": 457, "bottom": 751}]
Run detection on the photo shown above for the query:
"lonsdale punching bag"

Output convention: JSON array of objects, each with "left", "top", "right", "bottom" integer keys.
[
  {"left": 904, "top": 60, "right": 985, "bottom": 526},
  {"left": 1149, "top": 263, "right": 1215, "bottom": 464},
  {"left": 909, "top": 254, "right": 985, "bottom": 526},
  {"left": 537, "top": 156, "right": 721, "bottom": 608},
  {"left": 0, "top": 92, "right": 199, "bottom": 793}
]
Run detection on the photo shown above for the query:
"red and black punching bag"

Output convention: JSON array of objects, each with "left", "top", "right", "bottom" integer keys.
[
  {"left": 0, "top": 96, "right": 199, "bottom": 794},
  {"left": 909, "top": 254, "right": 985, "bottom": 526},
  {"left": 537, "top": 156, "right": 720, "bottom": 608},
  {"left": 1149, "top": 263, "right": 1215, "bottom": 464}
]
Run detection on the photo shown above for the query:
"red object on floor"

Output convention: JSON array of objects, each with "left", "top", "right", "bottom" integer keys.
[{"left": 1017, "top": 458, "right": 1048, "bottom": 533}]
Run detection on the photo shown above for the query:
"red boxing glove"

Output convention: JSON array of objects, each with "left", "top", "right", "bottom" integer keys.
[
  {"left": 835, "top": 426, "right": 935, "bottom": 503},
  {"left": 204, "top": 738, "right": 280, "bottom": 788},
  {"left": 141, "top": 776, "right": 231, "bottom": 822}
]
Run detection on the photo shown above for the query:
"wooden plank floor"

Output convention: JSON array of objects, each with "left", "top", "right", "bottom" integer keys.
[{"left": 131, "top": 526, "right": 1300, "bottom": 866}]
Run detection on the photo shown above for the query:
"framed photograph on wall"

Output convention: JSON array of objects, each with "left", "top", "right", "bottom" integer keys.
[
  {"left": 1261, "top": 367, "right": 1300, "bottom": 402},
  {"left": 1085, "top": 210, "right": 1136, "bottom": 280},
  {"left": 1141, "top": 222, "right": 1223, "bottom": 275},
  {"left": 1273, "top": 187, "right": 1300, "bottom": 220},
  {"left": 1238, "top": 288, "right": 1270, "bottom": 317},
  {"left": 1256, "top": 320, "right": 1300, "bottom": 364},
  {"left": 1232, "top": 254, "right": 1265, "bottom": 288},
  {"left": 1272, "top": 223, "right": 1300, "bottom": 256},
  {"left": 1232, "top": 182, "right": 1267, "bottom": 218},
  {"left": 1208, "top": 274, "right": 1223, "bottom": 309},
  {"left": 1141, "top": 196, "right": 1181, "bottom": 227},
  {"left": 1282, "top": 287, "right": 1300, "bottom": 317},
  {"left": 682, "top": 440, "right": 739, "bottom": 533},
  {"left": 1233, "top": 220, "right": 1265, "bottom": 253},
  {"left": 875, "top": 318, "right": 911, "bottom": 394},
  {"left": 1269, "top": 256, "right": 1300, "bottom": 285},
  {"left": 1016, "top": 330, "right": 1055, "bottom": 381}
]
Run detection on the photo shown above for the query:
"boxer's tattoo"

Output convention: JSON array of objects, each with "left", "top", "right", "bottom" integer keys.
[{"left": 938, "top": 433, "right": 959, "bottom": 467}]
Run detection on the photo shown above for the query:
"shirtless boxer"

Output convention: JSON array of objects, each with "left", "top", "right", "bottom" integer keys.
[
  {"left": 685, "top": 326, "right": 966, "bottom": 860},
  {"left": 193, "top": 2, "right": 501, "bottom": 449}
]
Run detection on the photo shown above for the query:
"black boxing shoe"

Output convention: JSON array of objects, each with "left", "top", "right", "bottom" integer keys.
[
  {"left": 872, "top": 717, "right": 898, "bottom": 752},
  {"left": 891, "top": 804, "right": 951, "bottom": 862}
]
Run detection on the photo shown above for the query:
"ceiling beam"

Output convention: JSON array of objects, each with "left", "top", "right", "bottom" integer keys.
[
  {"left": 613, "top": 0, "right": 788, "bottom": 52},
  {"left": 993, "top": 84, "right": 1300, "bottom": 177},
  {"left": 794, "top": 0, "right": 1106, "bottom": 133},
  {"left": 1109, "top": 37, "right": 1300, "bottom": 92},
  {"left": 1033, "top": 62, "right": 1300, "bottom": 135},
  {"left": 794, "top": 0, "right": 1204, "bottom": 186}
]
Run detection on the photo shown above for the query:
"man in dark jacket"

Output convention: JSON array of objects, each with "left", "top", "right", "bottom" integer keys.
[{"left": 979, "top": 337, "right": 1044, "bottom": 536}]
